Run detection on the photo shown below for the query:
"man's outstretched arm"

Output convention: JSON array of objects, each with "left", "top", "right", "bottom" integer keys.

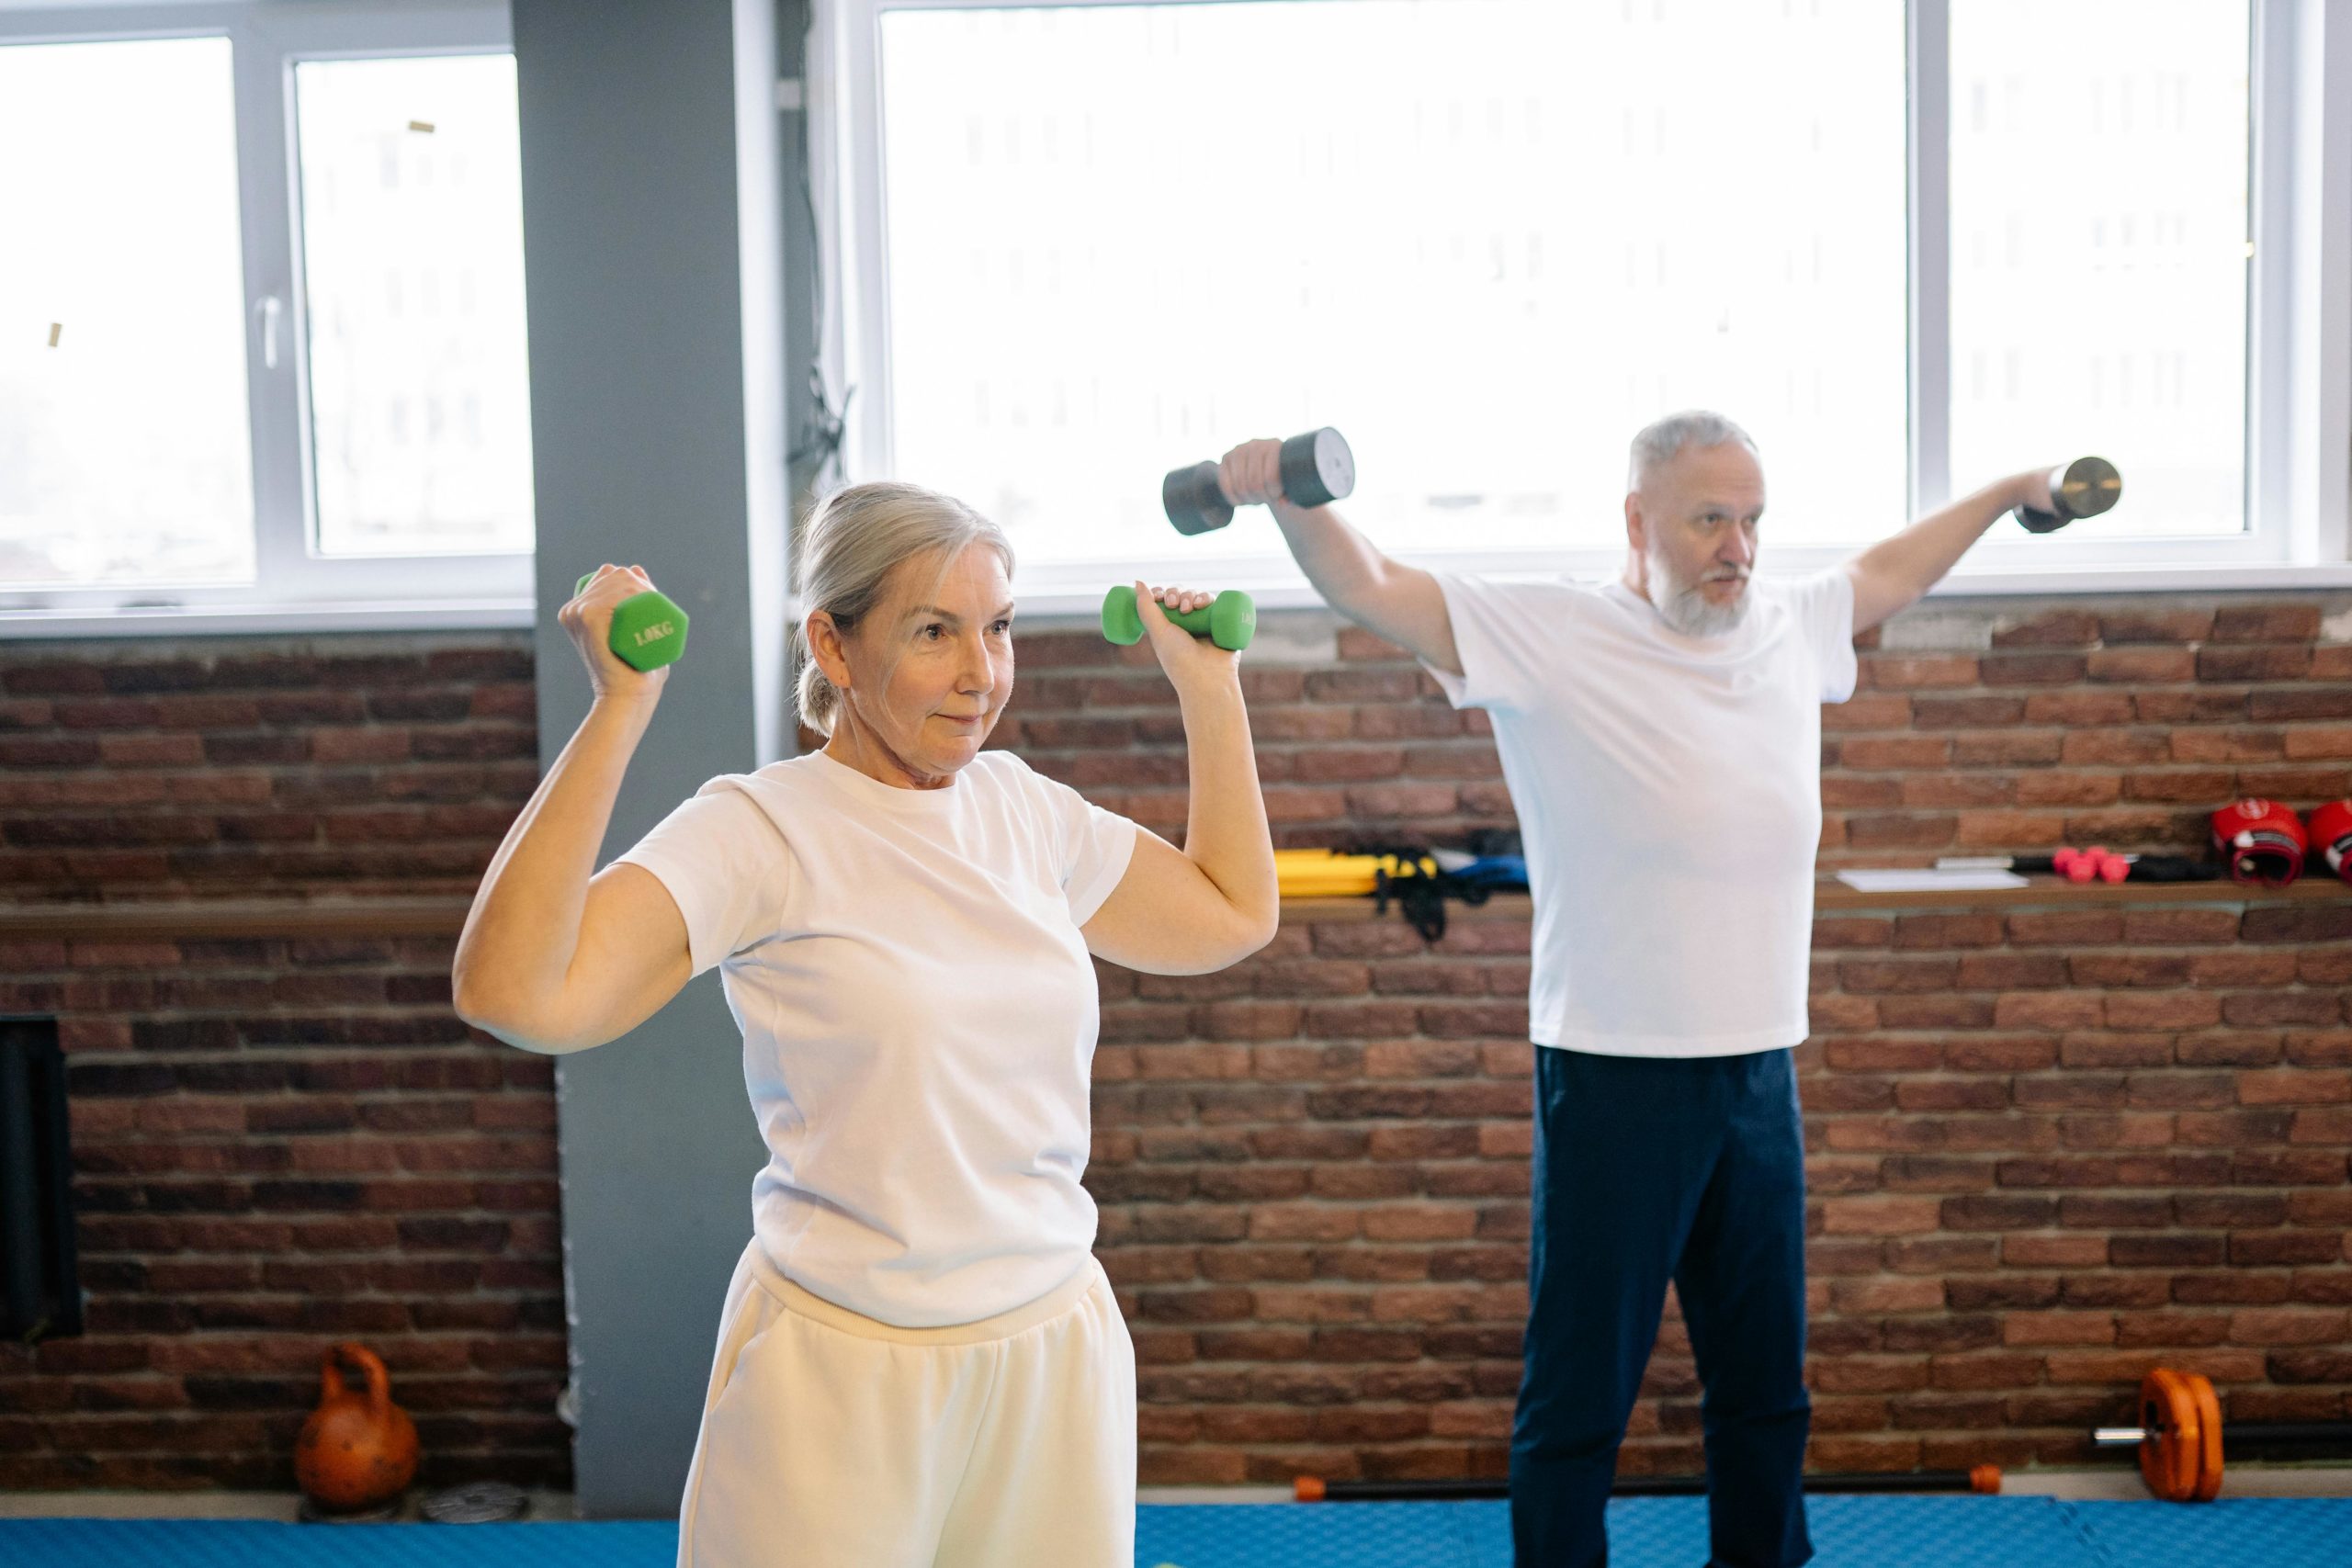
[
  {"left": 1217, "top": 437, "right": 1464, "bottom": 676},
  {"left": 1845, "top": 468, "right": 2058, "bottom": 634}
]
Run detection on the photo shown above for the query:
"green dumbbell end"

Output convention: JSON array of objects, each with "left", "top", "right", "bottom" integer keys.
[
  {"left": 1208, "top": 589, "right": 1257, "bottom": 652},
  {"left": 1099, "top": 585, "right": 1255, "bottom": 652},
  {"left": 608, "top": 591, "right": 688, "bottom": 671},
  {"left": 1102, "top": 585, "right": 1146, "bottom": 646},
  {"left": 573, "top": 571, "right": 689, "bottom": 671}
]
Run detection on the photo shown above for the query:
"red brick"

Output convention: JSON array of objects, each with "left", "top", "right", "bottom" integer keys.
[{"left": 2211, "top": 604, "right": 2323, "bottom": 642}]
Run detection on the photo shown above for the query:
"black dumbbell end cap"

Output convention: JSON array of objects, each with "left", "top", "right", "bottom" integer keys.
[
  {"left": 2055, "top": 455, "right": 2121, "bottom": 521},
  {"left": 1280, "top": 427, "right": 1355, "bottom": 509},
  {"left": 1163, "top": 461, "right": 1235, "bottom": 535}
]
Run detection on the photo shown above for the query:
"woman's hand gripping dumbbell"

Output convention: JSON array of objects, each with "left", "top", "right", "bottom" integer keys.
[
  {"left": 1101, "top": 583, "right": 1257, "bottom": 706},
  {"left": 1101, "top": 583, "right": 1255, "bottom": 652},
  {"left": 1162, "top": 427, "right": 1355, "bottom": 536},
  {"left": 562, "top": 565, "right": 690, "bottom": 701}
]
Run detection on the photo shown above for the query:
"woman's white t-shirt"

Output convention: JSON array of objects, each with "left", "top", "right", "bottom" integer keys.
[
  {"left": 615, "top": 747, "right": 1137, "bottom": 1329},
  {"left": 1425, "top": 570, "right": 1858, "bottom": 1058}
]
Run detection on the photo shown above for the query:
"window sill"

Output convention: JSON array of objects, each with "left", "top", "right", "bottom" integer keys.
[
  {"left": 3, "top": 559, "right": 2345, "bottom": 641},
  {"left": 1002, "top": 556, "right": 2352, "bottom": 627},
  {"left": 0, "top": 598, "right": 536, "bottom": 640}
]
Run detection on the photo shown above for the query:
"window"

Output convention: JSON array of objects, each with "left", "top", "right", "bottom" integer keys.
[
  {"left": 1945, "top": 0, "right": 2251, "bottom": 541},
  {"left": 817, "top": 0, "right": 2352, "bottom": 606},
  {"left": 0, "top": 38, "right": 253, "bottom": 589},
  {"left": 296, "top": 53, "right": 534, "bottom": 558},
  {"left": 0, "top": 3, "right": 532, "bottom": 635}
]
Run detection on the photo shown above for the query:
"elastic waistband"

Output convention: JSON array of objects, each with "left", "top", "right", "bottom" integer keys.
[{"left": 743, "top": 1244, "right": 1104, "bottom": 1347}]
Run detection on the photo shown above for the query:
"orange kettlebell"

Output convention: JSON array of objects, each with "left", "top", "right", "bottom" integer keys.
[{"left": 294, "top": 1343, "right": 418, "bottom": 1512}]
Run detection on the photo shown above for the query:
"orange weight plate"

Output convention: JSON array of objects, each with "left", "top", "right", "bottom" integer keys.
[
  {"left": 2137, "top": 1368, "right": 2202, "bottom": 1503},
  {"left": 2187, "top": 1371, "right": 2223, "bottom": 1502}
]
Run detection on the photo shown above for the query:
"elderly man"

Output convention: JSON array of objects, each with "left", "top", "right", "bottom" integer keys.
[{"left": 1216, "top": 412, "right": 2063, "bottom": 1568}]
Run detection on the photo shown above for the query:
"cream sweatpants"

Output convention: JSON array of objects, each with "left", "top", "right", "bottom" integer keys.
[{"left": 676, "top": 1239, "right": 1136, "bottom": 1568}]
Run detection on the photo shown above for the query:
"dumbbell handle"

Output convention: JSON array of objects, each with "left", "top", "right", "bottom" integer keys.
[{"left": 2096, "top": 1422, "right": 2352, "bottom": 1449}]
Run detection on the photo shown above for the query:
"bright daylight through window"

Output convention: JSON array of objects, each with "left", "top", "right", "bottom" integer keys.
[
  {"left": 0, "top": 38, "right": 254, "bottom": 589},
  {"left": 866, "top": 0, "right": 2258, "bottom": 588}
]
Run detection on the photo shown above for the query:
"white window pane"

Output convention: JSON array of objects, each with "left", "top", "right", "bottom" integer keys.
[
  {"left": 877, "top": 1, "right": 1908, "bottom": 570},
  {"left": 0, "top": 39, "right": 253, "bottom": 588},
  {"left": 297, "top": 54, "right": 535, "bottom": 557},
  {"left": 1949, "top": 1, "right": 2250, "bottom": 537}
]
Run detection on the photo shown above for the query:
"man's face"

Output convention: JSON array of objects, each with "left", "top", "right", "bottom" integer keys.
[{"left": 1630, "top": 442, "right": 1765, "bottom": 637}]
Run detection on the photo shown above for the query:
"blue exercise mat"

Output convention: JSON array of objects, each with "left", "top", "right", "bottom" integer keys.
[
  {"left": 1137, "top": 1495, "right": 2109, "bottom": 1568},
  {"left": 2064, "top": 1497, "right": 2352, "bottom": 1568},
  {"left": 0, "top": 1518, "right": 676, "bottom": 1568},
  {"left": 1, "top": 1495, "right": 2345, "bottom": 1568}
]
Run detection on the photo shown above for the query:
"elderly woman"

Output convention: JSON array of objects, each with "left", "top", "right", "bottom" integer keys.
[{"left": 452, "top": 481, "right": 1277, "bottom": 1567}]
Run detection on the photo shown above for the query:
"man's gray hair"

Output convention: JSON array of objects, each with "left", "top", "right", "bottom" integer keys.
[{"left": 1628, "top": 410, "right": 1758, "bottom": 490}]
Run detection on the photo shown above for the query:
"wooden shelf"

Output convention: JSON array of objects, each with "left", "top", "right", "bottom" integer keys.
[
  {"left": 0, "top": 876, "right": 2341, "bottom": 944},
  {"left": 0, "top": 898, "right": 472, "bottom": 942}
]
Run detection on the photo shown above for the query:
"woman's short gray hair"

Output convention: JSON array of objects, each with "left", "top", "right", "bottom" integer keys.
[
  {"left": 792, "top": 481, "right": 1014, "bottom": 738},
  {"left": 1628, "top": 410, "right": 1758, "bottom": 490}
]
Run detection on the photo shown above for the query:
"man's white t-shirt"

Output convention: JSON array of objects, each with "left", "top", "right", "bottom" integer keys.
[
  {"left": 1424, "top": 570, "right": 1858, "bottom": 1058},
  {"left": 615, "top": 747, "right": 1137, "bottom": 1328}
]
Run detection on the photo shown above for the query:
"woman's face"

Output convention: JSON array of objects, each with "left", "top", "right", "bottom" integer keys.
[{"left": 815, "top": 543, "right": 1015, "bottom": 788}]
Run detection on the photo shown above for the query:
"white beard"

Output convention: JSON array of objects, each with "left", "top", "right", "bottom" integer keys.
[{"left": 1647, "top": 547, "right": 1751, "bottom": 637}]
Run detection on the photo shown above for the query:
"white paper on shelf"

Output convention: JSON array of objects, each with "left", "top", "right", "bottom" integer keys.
[{"left": 1835, "top": 867, "right": 2030, "bottom": 893}]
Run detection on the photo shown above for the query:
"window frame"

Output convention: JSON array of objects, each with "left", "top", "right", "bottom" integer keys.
[
  {"left": 0, "top": 0, "right": 531, "bottom": 638},
  {"left": 811, "top": 0, "right": 2352, "bottom": 617}
]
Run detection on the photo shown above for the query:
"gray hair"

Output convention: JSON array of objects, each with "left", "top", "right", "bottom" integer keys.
[
  {"left": 1628, "top": 410, "right": 1758, "bottom": 491},
  {"left": 792, "top": 481, "right": 1014, "bottom": 738}
]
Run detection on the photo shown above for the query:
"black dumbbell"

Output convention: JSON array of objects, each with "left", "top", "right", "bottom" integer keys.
[
  {"left": 2014, "top": 455, "right": 2122, "bottom": 534},
  {"left": 1162, "top": 427, "right": 1355, "bottom": 536}
]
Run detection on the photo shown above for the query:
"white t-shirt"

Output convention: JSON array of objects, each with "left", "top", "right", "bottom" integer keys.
[
  {"left": 1425, "top": 570, "right": 1858, "bottom": 1057},
  {"left": 615, "top": 748, "right": 1138, "bottom": 1328}
]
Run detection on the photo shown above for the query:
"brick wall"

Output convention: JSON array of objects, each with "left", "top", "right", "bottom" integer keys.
[
  {"left": 3, "top": 593, "right": 2348, "bottom": 1492},
  {"left": 0, "top": 634, "right": 565, "bottom": 1490},
  {"left": 999, "top": 592, "right": 2352, "bottom": 1485},
  {"left": 0, "top": 636, "right": 538, "bottom": 899}
]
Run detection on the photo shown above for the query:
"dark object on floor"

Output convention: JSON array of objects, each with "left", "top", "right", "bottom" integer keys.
[
  {"left": 424, "top": 1482, "right": 532, "bottom": 1524},
  {"left": 294, "top": 1495, "right": 401, "bottom": 1525}
]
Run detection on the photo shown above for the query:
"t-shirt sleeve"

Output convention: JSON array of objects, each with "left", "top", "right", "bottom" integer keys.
[
  {"left": 1422, "top": 572, "right": 1572, "bottom": 713},
  {"left": 612, "top": 780, "right": 792, "bottom": 977},
  {"left": 1775, "top": 568, "right": 1860, "bottom": 703},
  {"left": 1006, "top": 756, "right": 1139, "bottom": 925}
]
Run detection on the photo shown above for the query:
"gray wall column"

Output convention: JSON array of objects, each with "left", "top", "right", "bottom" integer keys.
[{"left": 513, "top": 0, "right": 792, "bottom": 1516}]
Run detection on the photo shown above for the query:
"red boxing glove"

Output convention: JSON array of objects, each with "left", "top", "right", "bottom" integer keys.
[
  {"left": 2210, "top": 798, "right": 2307, "bottom": 886},
  {"left": 2307, "top": 800, "right": 2352, "bottom": 884}
]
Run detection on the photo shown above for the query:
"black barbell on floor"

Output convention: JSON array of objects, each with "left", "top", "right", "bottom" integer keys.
[
  {"left": 1294, "top": 1467, "right": 2004, "bottom": 1503},
  {"left": 1295, "top": 1368, "right": 2352, "bottom": 1507},
  {"left": 2090, "top": 1366, "right": 2352, "bottom": 1503}
]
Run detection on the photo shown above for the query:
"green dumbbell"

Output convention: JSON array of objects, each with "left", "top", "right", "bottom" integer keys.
[
  {"left": 574, "top": 571, "right": 691, "bottom": 671},
  {"left": 1100, "top": 585, "right": 1256, "bottom": 652}
]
